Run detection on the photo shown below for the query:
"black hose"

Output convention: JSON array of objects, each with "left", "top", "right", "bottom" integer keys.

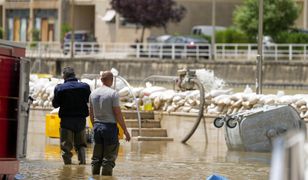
[{"left": 181, "top": 78, "right": 205, "bottom": 143}]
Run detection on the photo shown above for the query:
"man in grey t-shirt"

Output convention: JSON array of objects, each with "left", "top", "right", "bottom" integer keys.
[{"left": 89, "top": 71, "right": 131, "bottom": 176}]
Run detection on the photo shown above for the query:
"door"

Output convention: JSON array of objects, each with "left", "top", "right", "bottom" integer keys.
[
  {"left": 20, "top": 18, "right": 27, "bottom": 42},
  {"left": 14, "top": 17, "right": 20, "bottom": 41},
  {"left": 41, "top": 18, "right": 49, "bottom": 42},
  {"left": 0, "top": 57, "right": 20, "bottom": 158}
]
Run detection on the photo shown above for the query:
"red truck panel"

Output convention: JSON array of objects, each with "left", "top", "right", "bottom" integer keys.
[{"left": 0, "top": 57, "right": 20, "bottom": 158}]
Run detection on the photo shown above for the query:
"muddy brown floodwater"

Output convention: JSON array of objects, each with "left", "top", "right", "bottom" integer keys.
[{"left": 20, "top": 111, "right": 271, "bottom": 180}]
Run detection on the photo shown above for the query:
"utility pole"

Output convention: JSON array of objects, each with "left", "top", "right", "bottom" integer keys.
[
  {"left": 256, "top": 0, "right": 264, "bottom": 94},
  {"left": 29, "top": 0, "right": 34, "bottom": 41},
  {"left": 58, "top": 0, "right": 62, "bottom": 43},
  {"left": 2, "top": 1, "right": 5, "bottom": 40},
  {"left": 304, "top": 0, "right": 308, "bottom": 29},
  {"left": 70, "top": 0, "right": 75, "bottom": 59},
  {"left": 211, "top": 0, "right": 216, "bottom": 60}
]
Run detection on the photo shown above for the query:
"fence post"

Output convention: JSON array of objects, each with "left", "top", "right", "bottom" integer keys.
[
  {"left": 247, "top": 44, "right": 251, "bottom": 60},
  {"left": 304, "top": 45, "right": 307, "bottom": 61},
  {"left": 235, "top": 44, "right": 238, "bottom": 59},
  {"left": 159, "top": 44, "right": 163, "bottom": 59},
  {"left": 223, "top": 44, "right": 225, "bottom": 59},
  {"left": 213, "top": 44, "right": 215, "bottom": 60},
  {"left": 196, "top": 45, "right": 199, "bottom": 60},
  {"left": 135, "top": 43, "right": 139, "bottom": 58},
  {"left": 172, "top": 44, "right": 175, "bottom": 60},
  {"left": 289, "top": 45, "right": 292, "bottom": 61},
  {"left": 275, "top": 45, "right": 278, "bottom": 61}
]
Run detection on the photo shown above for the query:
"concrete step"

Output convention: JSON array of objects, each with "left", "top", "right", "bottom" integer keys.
[
  {"left": 125, "top": 119, "right": 161, "bottom": 128},
  {"left": 122, "top": 110, "right": 154, "bottom": 120},
  {"left": 133, "top": 137, "right": 173, "bottom": 141},
  {"left": 129, "top": 128, "right": 168, "bottom": 137}
]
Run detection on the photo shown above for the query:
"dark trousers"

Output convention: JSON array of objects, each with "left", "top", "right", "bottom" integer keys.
[
  {"left": 91, "top": 123, "right": 119, "bottom": 176},
  {"left": 60, "top": 128, "right": 87, "bottom": 165}
]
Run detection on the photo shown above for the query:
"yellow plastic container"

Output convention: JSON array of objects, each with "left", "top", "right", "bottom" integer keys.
[
  {"left": 35, "top": 73, "right": 53, "bottom": 78},
  {"left": 143, "top": 103, "right": 153, "bottom": 111},
  {"left": 45, "top": 113, "right": 61, "bottom": 138},
  {"left": 45, "top": 113, "right": 124, "bottom": 139},
  {"left": 117, "top": 123, "right": 124, "bottom": 139}
]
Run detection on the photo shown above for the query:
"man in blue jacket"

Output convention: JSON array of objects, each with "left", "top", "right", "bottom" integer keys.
[{"left": 52, "top": 67, "right": 91, "bottom": 165}]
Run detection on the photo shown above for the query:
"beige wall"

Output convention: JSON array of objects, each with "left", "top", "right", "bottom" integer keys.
[
  {"left": 94, "top": 0, "right": 150, "bottom": 43},
  {"left": 94, "top": 0, "right": 114, "bottom": 43},
  {"left": 74, "top": 5, "right": 95, "bottom": 34},
  {"left": 32, "top": 0, "right": 308, "bottom": 43},
  {"left": 92, "top": 0, "right": 308, "bottom": 43},
  {"left": 151, "top": 0, "right": 242, "bottom": 36},
  {"left": 116, "top": 23, "right": 150, "bottom": 43},
  {"left": 93, "top": 0, "right": 241, "bottom": 43}
]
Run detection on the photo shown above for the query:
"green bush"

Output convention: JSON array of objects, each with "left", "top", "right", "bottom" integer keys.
[
  {"left": 191, "top": 28, "right": 251, "bottom": 44},
  {"left": 215, "top": 28, "right": 252, "bottom": 43},
  {"left": 30, "top": 42, "right": 37, "bottom": 48},
  {"left": 32, "top": 29, "right": 40, "bottom": 41},
  {"left": 275, "top": 31, "right": 308, "bottom": 43},
  {"left": 61, "top": 23, "right": 72, "bottom": 41},
  {"left": 0, "top": 28, "right": 3, "bottom": 39},
  {"left": 191, "top": 34, "right": 211, "bottom": 42}
]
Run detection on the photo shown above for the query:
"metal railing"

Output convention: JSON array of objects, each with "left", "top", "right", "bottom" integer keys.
[{"left": 24, "top": 42, "right": 308, "bottom": 61}]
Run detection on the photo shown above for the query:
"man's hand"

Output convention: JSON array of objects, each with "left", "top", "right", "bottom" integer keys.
[{"left": 124, "top": 130, "right": 131, "bottom": 142}]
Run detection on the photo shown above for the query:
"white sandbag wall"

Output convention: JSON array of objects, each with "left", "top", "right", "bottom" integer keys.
[
  {"left": 29, "top": 75, "right": 308, "bottom": 119},
  {"left": 29, "top": 74, "right": 63, "bottom": 108}
]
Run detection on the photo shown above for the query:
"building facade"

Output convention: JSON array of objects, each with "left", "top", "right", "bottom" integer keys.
[
  {"left": 0, "top": 0, "right": 307, "bottom": 44},
  {"left": 2, "top": 0, "right": 61, "bottom": 42}
]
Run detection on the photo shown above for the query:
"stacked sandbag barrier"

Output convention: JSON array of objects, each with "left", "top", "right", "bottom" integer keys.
[{"left": 29, "top": 74, "right": 308, "bottom": 119}]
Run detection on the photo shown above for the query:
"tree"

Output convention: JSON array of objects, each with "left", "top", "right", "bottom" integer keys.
[
  {"left": 61, "top": 23, "right": 72, "bottom": 42},
  {"left": 111, "top": 0, "right": 186, "bottom": 42},
  {"left": 233, "top": 0, "right": 300, "bottom": 41}
]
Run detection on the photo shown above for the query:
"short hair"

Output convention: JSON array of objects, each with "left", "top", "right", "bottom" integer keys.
[
  {"left": 101, "top": 71, "right": 113, "bottom": 81},
  {"left": 63, "top": 67, "right": 75, "bottom": 79}
]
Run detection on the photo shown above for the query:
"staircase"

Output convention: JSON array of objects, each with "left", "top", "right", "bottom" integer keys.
[{"left": 122, "top": 110, "right": 173, "bottom": 141}]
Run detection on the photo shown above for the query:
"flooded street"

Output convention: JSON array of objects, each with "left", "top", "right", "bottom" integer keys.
[{"left": 18, "top": 110, "right": 271, "bottom": 179}]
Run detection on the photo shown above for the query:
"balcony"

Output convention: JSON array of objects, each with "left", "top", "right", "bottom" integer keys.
[
  {"left": 5, "top": 0, "right": 59, "bottom": 9},
  {"left": 74, "top": 0, "right": 95, "bottom": 5},
  {"left": 6, "top": 0, "right": 30, "bottom": 2}
]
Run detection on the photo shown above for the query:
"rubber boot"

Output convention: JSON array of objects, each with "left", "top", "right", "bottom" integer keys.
[
  {"left": 77, "top": 147, "right": 86, "bottom": 165},
  {"left": 101, "top": 143, "right": 119, "bottom": 176},
  {"left": 101, "top": 166, "right": 113, "bottom": 176},
  {"left": 91, "top": 144, "right": 104, "bottom": 175},
  {"left": 92, "top": 165, "right": 101, "bottom": 175}
]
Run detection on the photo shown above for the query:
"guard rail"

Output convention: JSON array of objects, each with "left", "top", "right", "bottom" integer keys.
[{"left": 23, "top": 42, "right": 308, "bottom": 61}]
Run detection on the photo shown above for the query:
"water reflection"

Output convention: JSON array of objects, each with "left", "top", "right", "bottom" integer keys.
[
  {"left": 226, "top": 151, "right": 271, "bottom": 164},
  {"left": 58, "top": 165, "right": 88, "bottom": 180},
  {"left": 21, "top": 112, "right": 271, "bottom": 179}
]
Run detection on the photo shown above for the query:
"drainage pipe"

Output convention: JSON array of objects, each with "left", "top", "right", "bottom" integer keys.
[
  {"left": 181, "top": 78, "right": 205, "bottom": 143},
  {"left": 116, "top": 76, "right": 142, "bottom": 137}
]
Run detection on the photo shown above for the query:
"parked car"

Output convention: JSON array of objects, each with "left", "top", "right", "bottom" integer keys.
[
  {"left": 147, "top": 35, "right": 172, "bottom": 43},
  {"left": 263, "top": 36, "right": 275, "bottom": 50},
  {"left": 132, "top": 35, "right": 172, "bottom": 57},
  {"left": 192, "top": 25, "right": 226, "bottom": 36},
  {"left": 132, "top": 35, "right": 210, "bottom": 59},
  {"left": 63, "top": 30, "right": 99, "bottom": 55},
  {"left": 160, "top": 36, "right": 210, "bottom": 59}
]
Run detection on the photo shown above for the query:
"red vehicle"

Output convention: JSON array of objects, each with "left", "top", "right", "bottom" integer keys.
[{"left": 0, "top": 40, "right": 30, "bottom": 179}]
